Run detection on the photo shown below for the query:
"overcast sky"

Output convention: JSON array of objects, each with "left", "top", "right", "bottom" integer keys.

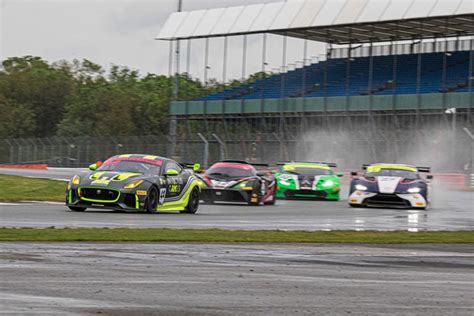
[{"left": 0, "top": 0, "right": 328, "bottom": 81}]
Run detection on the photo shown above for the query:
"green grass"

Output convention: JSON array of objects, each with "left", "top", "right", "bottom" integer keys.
[
  {"left": 0, "top": 174, "right": 66, "bottom": 202},
  {"left": 0, "top": 228, "right": 472, "bottom": 243}
]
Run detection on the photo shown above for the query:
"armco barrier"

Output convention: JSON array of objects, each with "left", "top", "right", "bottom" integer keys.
[
  {"left": 0, "top": 164, "right": 48, "bottom": 170},
  {"left": 433, "top": 173, "right": 466, "bottom": 188}
]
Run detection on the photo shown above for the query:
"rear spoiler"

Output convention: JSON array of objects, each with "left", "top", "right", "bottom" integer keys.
[
  {"left": 277, "top": 161, "right": 337, "bottom": 168},
  {"left": 180, "top": 162, "right": 201, "bottom": 172},
  {"left": 417, "top": 167, "right": 431, "bottom": 173},
  {"left": 362, "top": 164, "right": 431, "bottom": 173},
  {"left": 219, "top": 160, "right": 269, "bottom": 167}
]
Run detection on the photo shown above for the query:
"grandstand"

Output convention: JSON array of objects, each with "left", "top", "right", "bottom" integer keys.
[
  {"left": 157, "top": 0, "right": 473, "bottom": 168},
  {"left": 196, "top": 51, "right": 472, "bottom": 100}
]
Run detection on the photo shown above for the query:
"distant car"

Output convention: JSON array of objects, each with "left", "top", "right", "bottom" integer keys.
[
  {"left": 198, "top": 160, "right": 276, "bottom": 206},
  {"left": 349, "top": 163, "right": 432, "bottom": 209},
  {"left": 275, "top": 162, "right": 342, "bottom": 200},
  {"left": 66, "top": 154, "right": 201, "bottom": 213}
]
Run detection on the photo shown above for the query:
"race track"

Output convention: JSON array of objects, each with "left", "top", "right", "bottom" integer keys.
[
  {"left": 1, "top": 171, "right": 472, "bottom": 315},
  {"left": 0, "top": 168, "right": 472, "bottom": 230},
  {"left": 1, "top": 242, "right": 473, "bottom": 315},
  {"left": 1, "top": 191, "right": 472, "bottom": 230}
]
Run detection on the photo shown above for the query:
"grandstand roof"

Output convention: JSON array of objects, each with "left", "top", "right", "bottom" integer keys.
[{"left": 156, "top": 0, "right": 474, "bottom": 44}]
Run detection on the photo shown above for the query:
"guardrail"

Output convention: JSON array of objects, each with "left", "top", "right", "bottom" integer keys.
[{"left": 0, "top": 164, "right": 48, "bottom": 170}]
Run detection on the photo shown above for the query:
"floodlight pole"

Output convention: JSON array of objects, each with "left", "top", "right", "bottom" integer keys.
[
  {"left": 463, "top": 127, "right": 474, "bottom": 182},
  {"left": 261, "top": 33, "right": 267, "bottom": 133},
  {"left": 469, "top": 36, "right": 473, "bottom": 125},
  {"left": 168, "top": 0, "right": 183, "bottom": 158}
]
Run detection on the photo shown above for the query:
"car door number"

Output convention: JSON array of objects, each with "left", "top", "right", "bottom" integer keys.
[{"left": 159, "top": 188, "right": 166, "bottom": 204}]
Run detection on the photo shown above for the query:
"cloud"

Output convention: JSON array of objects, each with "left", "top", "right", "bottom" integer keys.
[{"left": 1, "top": 0, "right": 320, "bottom": 79}]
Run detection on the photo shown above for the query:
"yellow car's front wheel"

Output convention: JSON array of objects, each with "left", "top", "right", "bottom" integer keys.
[
  {"left": 145, "top": 186, "right": 159, "bottom": 213},
  {"left": 181, "top": 186, "right": 200, "bottom": 214}
]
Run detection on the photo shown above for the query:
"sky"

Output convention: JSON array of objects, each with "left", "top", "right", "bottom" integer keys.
[{"left": 0, "top": 0, "right": 326, "bottom": 81}]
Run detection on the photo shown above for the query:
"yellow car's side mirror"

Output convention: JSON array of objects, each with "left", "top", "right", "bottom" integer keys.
[{"left": 165, "top": 169, "right": 179, "bottom": 177}]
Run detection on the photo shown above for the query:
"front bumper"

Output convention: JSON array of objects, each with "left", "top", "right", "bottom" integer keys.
[
  {"left": 66, "top": 187, "right": 146, "bottom": 211},
  {"left": 349, "top": 191, "right": 427, "bottom": 209},
  {"left": 277, "top": 188, "right": 339, "bottom": 200},
  {"left": 200, "top": 188, "right": 255, "bottom": 204}
]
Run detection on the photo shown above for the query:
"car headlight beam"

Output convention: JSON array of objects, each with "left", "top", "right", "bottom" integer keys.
[
  {"left": 407, "top": 187, "right": 421, "bottom": 193},
  {"left": 355, "top": 184, "right": 368, "bottom": 191},
  {"left": 322, "top": 180, "right": 334, "bottom": 187},
  {"left": 72, "top": 175, "right": 81, "bottom": 186}
]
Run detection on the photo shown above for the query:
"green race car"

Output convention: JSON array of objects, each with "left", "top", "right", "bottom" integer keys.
[{"left": 275, "top": 162, "right": 342, "bottom": 200}]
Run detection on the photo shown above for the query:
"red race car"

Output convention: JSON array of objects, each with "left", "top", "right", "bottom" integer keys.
[{"left": 198, "top": 160, "right": 276, "bottom": 206}]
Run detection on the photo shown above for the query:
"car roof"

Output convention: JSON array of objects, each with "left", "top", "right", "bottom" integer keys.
[
  {"left": 114, "top": 154, "right": 168, "bottom": 161},
  {"left": 210, "top": 162, "right": 255, "bottom": 170}
]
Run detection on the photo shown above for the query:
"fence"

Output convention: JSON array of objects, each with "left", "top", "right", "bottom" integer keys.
[{"left": 0, "top": 130, "right": 472, "bottom": 174}]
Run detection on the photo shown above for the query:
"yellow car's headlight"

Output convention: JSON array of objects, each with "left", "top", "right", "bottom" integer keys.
[
  {"left": 72, "top": 175, "right": 81, "bottom": 185},
  {"left": 124, "top": 179, "right": 144, "bottom": 189}
]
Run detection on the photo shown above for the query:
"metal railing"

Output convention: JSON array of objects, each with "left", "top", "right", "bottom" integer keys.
[{"left": 1, "top": 130, "right": 472, "bottom": 174}]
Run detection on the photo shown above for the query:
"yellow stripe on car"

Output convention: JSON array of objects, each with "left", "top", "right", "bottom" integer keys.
[
  {"left": 113, "top": 173, "right": 141, "bottom": 181},
  {"left": 156, "top": 180, "right": 200, "bottom": 212}
]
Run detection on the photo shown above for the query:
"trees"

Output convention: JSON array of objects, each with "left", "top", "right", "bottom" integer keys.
[
  {"left": 0, "top": 56, "right": 75, "bottom": 137},
  {"left": 0, "top": 56, "right": 229, "bottom": 139},
  {"left": 0, "top": 95, "right": 36, "bottom": 138}
]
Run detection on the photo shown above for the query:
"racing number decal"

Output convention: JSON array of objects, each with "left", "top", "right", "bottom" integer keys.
[{"left": 159, "top": 188, "right": 166, "bottom": 204}]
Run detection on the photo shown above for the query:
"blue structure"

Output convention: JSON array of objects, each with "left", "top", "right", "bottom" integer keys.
[{"left": 196, "top": 51, "right": 472, "bottom": 101}]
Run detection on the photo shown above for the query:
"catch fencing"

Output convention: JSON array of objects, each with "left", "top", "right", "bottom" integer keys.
[{"left": 0, "top": 131, "right": 472, "bottom": 175}]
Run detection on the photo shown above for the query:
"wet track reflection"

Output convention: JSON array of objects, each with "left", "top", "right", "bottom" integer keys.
[{"left": 0, "top": 188, "right": 472, "bottom": 230}]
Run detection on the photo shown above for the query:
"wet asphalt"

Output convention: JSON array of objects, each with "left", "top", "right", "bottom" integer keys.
[
  {"left": 0, "top": 243, "right": 473, "bottom": 315},
  {"left": 0, "top": 169, "right": 473, "bottom": 315},
  {"left": 1, "top": 167, "right": 473, "bottom": 231},
  {"left": 0, "top": 188, "right": 473, "bottom": 231}
]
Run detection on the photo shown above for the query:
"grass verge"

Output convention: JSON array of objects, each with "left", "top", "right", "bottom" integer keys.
[
  {"left": 0, "top": 228, "right": 472, "bottom": 243},
  {"left": 0, "top": 174, "right": 66, "bottom": 202}
]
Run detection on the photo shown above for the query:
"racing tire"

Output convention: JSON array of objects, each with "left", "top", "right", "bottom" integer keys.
[
  {"left": 264, "top": 191, "right": 277, "bottom": 205},
  {"left": 249, "top": 185, "right": 262, "bottom": 206},
  {"left": 181, "top": 186, "right": 200, "bottom": 214},
  {"left": 68, "top": 206, "right": 86, "bottom": 212},
  {"left": 145, "top": 186, "right": 159, "bottom": 214},
  {"left": 349, "top": 203, "right": 364, "bottom": 208}
]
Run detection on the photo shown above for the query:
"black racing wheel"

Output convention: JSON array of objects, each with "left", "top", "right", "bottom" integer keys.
[
  {"left": 181, "top": 186, "right": 200, "bottom": 214},
  {"left": 145, "top": 186, "right": 159, "bottom": 213},
  {"left": 68, "top": 206, "right": 86, "bottom": 212},
  {"left": 248, "top": 183, "right": 262, "bottom": 206}
]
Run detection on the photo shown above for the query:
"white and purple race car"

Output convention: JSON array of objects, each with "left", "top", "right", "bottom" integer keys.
[{"left": 349, "top": 163, "right": 433, "bottom": 209}]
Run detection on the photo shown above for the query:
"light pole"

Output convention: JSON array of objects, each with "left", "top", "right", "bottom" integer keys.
[
  {"left": 445, "top": 107, "right": 457, "bottom": 169},
  {"left": 445, "top": 107, "right": 457, "bottom": 132},
  {"left": 463, "top": 127, "right": 474, "bottom": 188}
]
